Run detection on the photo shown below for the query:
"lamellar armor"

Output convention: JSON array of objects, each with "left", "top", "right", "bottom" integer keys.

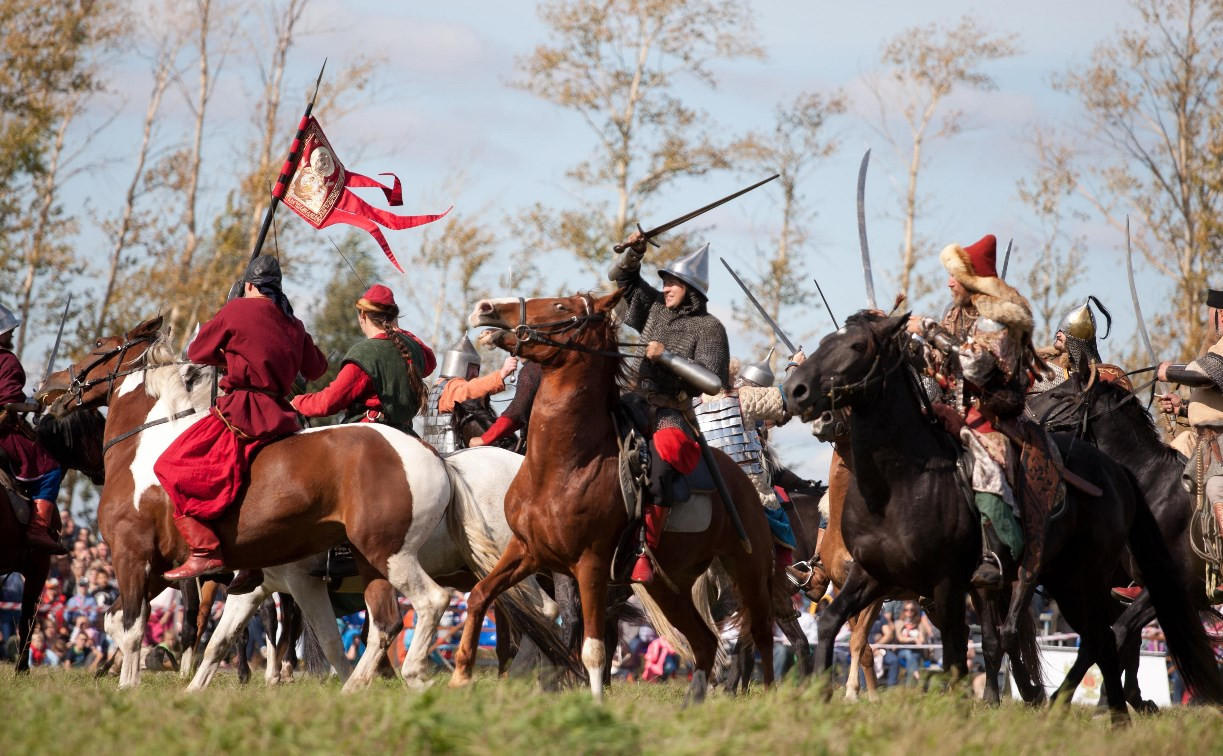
[
  {"left": 693, "top": 396, "right": 764, "bottom": 476},
  {"left": 422, "top": 380, "right": 458, "bottom": 454}
]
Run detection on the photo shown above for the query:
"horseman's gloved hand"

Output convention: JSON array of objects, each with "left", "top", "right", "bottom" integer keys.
[
  {"left": 786, "top": 350, "right": 806, "bottom": 372},
  {"left": 645, "top": 341, "right": 666, "bottom": 362},
  {"left": 499, "top": 356, "right": 519, "bottom": 379},
  {"left": 930, "top": 402, "right": 965, "bottom": 436}
]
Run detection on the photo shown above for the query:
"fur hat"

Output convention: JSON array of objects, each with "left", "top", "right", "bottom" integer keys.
[
  {"left": 356, "top": 284, "right": 398, "bottom": 314},
  {"left": 940, "top": 234, "right": 1033, "bottom": 333}
]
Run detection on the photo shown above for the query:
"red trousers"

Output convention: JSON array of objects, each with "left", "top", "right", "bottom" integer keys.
[
  {"left": 653, "top": 427, "right": 700, "bottom": 475},
  {"left": 153, "top": 410, "right": 267, "bottom": 520}
]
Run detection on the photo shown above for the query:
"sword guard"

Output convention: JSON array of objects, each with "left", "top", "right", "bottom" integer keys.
[{"left": 641, "top": 223, "right": 660, "bottom": 248}]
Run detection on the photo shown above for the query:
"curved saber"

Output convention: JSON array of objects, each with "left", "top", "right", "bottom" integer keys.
[
  {"left": 40, "top": 293, "right": 72, "bottom": 391},
  {"left": 857, "top": 149, "right": 877, "bottom": 309},
  {"left": 1126, "top": 216, "right": 1175, "bottom": 435}
]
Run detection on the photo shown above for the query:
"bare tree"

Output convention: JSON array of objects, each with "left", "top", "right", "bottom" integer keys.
[
  {"left": 867, "top": 16, "right": 1019, "bottom": 303},
  {"left": 732, "top": 91, "right": 845, "bottom": 367},
  {"left": 1035, "top": 0, "right": 1223, "bottom": 359},
  {"left": 513, "top": 0, "right": 764, "bottom": 278}
]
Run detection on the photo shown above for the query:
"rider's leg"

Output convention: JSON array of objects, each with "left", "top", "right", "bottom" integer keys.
[
  {"left": 24, "top": 466, "right": 66, "bottom": 555},
  {"left": 633, "top": 425, "right": 698, "bottom": 584},
  {"left": 971, "top": 495, "right": 1022, "bottom": 590},
  {"left": 163, "top": 516, "right": 227, "bottom": 580}
]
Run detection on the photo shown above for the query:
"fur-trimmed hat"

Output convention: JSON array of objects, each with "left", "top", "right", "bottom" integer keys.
[
  {"left": 940, "top": 234, "right": 1033, "bottom": 333},
  {"left": 356, "top": 284, "right": 398, "bottom": 314}
]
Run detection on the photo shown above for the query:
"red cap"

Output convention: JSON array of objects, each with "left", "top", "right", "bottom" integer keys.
[
  {"left": 359, "top": 284, "right": 396, "bottom": 308},
  {"left": 962, "top": 235, "right": 998, "bottom": 279}
]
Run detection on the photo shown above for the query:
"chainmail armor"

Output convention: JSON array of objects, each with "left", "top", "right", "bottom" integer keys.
[
  {"left": 1197, "top": 353, "right": 1223, "bottom": 392},
  {"left": 611, "top": 267, "right": 729, "bottom": 402},
  {"left": 1063, "top": 334, "right": 1101, "bottom": 368}
]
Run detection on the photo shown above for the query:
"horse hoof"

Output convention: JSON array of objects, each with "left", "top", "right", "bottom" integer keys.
[
  {"left": 1135, "top": 700, "right": 1159, "bottom": 715},
  {"left": 448, "top": 673, "right": 473, "bottom": 689}
]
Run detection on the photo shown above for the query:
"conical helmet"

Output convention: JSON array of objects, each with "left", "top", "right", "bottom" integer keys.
[
  {"left": 440, "top": 334, "right": 481, "bottom": 379},
  {"left": 739, "top": 348, "right": 775, "bottom": 387},
  {"left": 658, "top": 243, "right": 710, "bottom": 298},
  {"left": 0, "top": 304, "right": 21, "bottom": 336},
  {"left": 1057, "top": 297, "right": 1111, "bottom": 342}
]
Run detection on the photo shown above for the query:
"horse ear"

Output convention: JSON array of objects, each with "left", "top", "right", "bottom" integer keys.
[
  {"left": 888, "top": 312, "right": 911, "bottom": 337},
  {"left": 128, "top": 315, "right": 165, "bottom": 339},
  {"left": 594, "top": 288, "right": 626, "bottom": 313}
]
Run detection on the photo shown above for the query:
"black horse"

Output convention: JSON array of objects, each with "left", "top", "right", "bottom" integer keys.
[
  {"left": 1028, "top": 360, "right": 1222, "bottom": 708},
  {"left": 783, "top": 313, "right": 1223, "bottom": 719}
]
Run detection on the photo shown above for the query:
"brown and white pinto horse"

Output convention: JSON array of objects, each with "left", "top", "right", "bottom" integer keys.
[
  {"left": 38, "top": 316, "right": 456, "bottom": 690},
  {"left": 453, "top": 291, "right": 778, "bottom": 702}
]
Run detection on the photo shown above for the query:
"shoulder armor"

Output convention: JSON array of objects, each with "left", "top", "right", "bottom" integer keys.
[{"left": 974, "top": 317, "right": 1006, "bottom": 334}]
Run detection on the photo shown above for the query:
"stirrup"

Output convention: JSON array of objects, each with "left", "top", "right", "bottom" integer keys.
[
  {"left": 785, "top": 560, "right": 815, "bottom": 591},
  {"left": 970, "top": 551, "right": 1004, "bottom": 589}
]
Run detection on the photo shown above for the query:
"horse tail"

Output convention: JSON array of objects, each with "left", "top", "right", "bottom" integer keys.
[
  {"left": 630, "top": 566, "right": 728, "bottom": 671},
  {"left": 442, "top": 457, "right": 583, "bottom": 680},
  {"left": 1128, "top": 489, "right": 1223, "bottom": 704},
  {"left": 300, "top": 617, "right": 331, "bottom": 678},
  {"left": 1014, "top": 593, "right": 1046, "bottom": 694}
]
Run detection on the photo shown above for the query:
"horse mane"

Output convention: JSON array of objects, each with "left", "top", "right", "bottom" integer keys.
[{"left": 143, "top": 332, "right": 214, "bottom": 412}]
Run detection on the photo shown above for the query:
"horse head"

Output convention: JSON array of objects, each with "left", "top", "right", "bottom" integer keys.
[
  {"left": 37, "top": 315, "right": 164, "bottom": 418},
  {"left": 1028, "top": 353, "right": 1146, "bottom": 438},
  {"left": 783, "top": 310, "right": 909, "bottom": 422},
  {"left": 467, "top": 290, "right": 625, "bottom": 367}
]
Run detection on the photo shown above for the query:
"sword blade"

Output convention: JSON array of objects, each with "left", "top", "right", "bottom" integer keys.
[
  {"left": 719, "top": 257, "right": 797, "bottom": 354},
  {"left": 1001, "top": 238, "right": 1013, "bottom": 279},
  {"left": 1126, "top": 217, "right": 1161, "bottom": 370},
  {"left": 40, "top": 293, "right": 72, "bottom": 389},
  {"left": 857, "top": 149, "right": 877, "bottom": 309},
  {"left": 614, "top": 174, "right": 779, "bottom": 253},
  {"left": 813, "top": 277, "right": 840, "bottom": 330}
]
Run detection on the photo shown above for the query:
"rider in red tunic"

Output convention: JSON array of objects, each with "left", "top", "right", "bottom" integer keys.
[
  {"left": 157, "top": 256, "right": 327, "bottom": 583},
  {"left": 0, "top": 304, "right": 66, "bottom": 554}
]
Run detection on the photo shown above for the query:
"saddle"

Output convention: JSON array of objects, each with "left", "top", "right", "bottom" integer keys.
[{"left": 614, "top": 394, "right": 714, "bottom": 521}]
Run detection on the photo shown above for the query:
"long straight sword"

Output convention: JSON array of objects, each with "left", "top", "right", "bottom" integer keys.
[
  {"left": 613, "top": 174, "right": 779, "bottom": 254},
  {"left": 40, "top": 293, "right": 72, "bottom": 390},
  {"left": 857, "top": 149, "right": 877, "bottom": 309},
  {"left": 719, "top": 257, "right": 797, "bottom": 354},
  {"left": 813, "top": 277, "right": 840, "bottom": 330}
]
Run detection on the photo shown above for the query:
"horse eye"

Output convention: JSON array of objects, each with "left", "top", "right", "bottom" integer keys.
[
  {"left": 851, "top": 342, "right": 866, "bottom": 354},
  {"left": 95, "top": 339, "right": 103, "bottom": 348},
  {"left": 554, "top": 303, "right": 566, "bottom": 311}
]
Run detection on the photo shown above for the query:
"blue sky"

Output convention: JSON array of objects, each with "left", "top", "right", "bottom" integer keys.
[{"left": 56, "top": 0, "right": 1157, "bottom": 477}]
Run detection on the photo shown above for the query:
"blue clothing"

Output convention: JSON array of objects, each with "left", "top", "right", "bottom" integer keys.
[
  {"left": 21, "top": 466, "right": 63, "bottom": 502},
  {"left": 764, "top": 506, "right": 796, "bottom": 549}
]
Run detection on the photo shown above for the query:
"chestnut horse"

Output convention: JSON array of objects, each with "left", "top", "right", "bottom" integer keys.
[
  {"left": 452, "top": 290, "right": 778, "bottom": 702},
  {"left": 38, "top": 316, "right": 460, "bottom": 690}
]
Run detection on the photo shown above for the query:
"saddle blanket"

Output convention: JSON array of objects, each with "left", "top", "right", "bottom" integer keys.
[{"left": 665, "top": 494, "right": 711, "bottom": 533}]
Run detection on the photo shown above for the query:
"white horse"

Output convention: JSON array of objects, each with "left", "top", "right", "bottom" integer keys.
[{"left": 186, "top": 446, "right": 563, "bottom": 691}]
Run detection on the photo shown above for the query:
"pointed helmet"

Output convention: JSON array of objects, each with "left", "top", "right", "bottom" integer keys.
[
  {"left": 439, "top": 333, "right": 481, "bottom": 379},
  {"left": 0, "top": 304, "right": 19, "bottom": 336},
  {"left": 1057, "top": 296, "right": 1112, "bottom": 342},
  {"left": 658, "top": 243, "right": 710, "bottom": 298},
  {"left": 738, "top": 348, "right": 775, "bottom": 387}
]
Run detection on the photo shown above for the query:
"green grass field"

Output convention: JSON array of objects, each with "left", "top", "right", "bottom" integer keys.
[{"left": 4, "top": 667, "right": 1223, "bottom": 755}]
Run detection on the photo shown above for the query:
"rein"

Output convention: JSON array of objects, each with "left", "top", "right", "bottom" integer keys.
[
  {"left": 67, "top": 333, "right": 161, "bottom": 406},
  {"left": 824, "top": 326, "right": 907, "bottom": 410},
  {"left": 101, "top": 408, "right": 198, "bottom": 454},
  {"left": 509, "top": 295, "right": 640, "bottom": 360}
]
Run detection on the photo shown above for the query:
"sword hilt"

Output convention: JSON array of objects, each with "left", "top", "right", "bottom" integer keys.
[{"left": 612, "top": 223, "right": 653, "bottom": 254}]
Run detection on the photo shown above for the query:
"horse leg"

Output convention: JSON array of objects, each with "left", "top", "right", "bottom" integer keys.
[
  {"left": 573, "top": 557, "right": 614, "bottom": 703},
  {"left": 114, "top": 554, "right": 152, "bottom": 688},
  {"left": 278, "top": 565, "right": 352, "bottom": 683},
  {"left": 846, "top": 600, "right": 882, "bottom": 702},
  {"left": 815, "top": 565, "right": 887, "bottom": 696},
  {"left": 970, "top": 590, "right": 1003, "bottom": 704},
  {"left": 261, "top": 594, "right": 282, "bottom": 686},
  {"left": 1113, "top": 592, "right": 1158, "bottom": 713},
  {"left": 281, "top": 594, "right": 302, "bottom": 683},
  {"left": 931, "top": 579, "right": 969, "bottom": 690},
  {"left": 778, "top": 615, "right": 812, "bottom": 681},
  {"left": 196, "top": 579, "right": 218, "bottom": 656},
  {"left": 187, "top": 584, "right": 272, "bottom": 692},
  {"left": 178, "top": 579, "right": 200, "bottom": 677},
  {"left": 344, "top": 578, "right": 400, "bottom": 692},
  {"left": 385, "top": 553, "right": 451, "bottom": 689},
  {"left": 16, "top": 553, "right": 50, "bottom": 675},
  {"left": 450, "top": 537, "right": 538, "bottom": 689}
]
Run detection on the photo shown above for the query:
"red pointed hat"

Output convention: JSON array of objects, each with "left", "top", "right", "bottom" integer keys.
[
  {"left": 963, "top": 234, "right": 998, "bottom": 278},
  {"left": 939, "top": 233, "right": 1033, "bottom": 332},
  {"left": 356, "top": 284, "right": 397, "bottom": 312}
]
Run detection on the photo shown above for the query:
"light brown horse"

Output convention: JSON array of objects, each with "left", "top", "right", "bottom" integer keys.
[
  {"left": 451, "top": 290, "right": 778, "bottom": 702},
  {"left": 38, "top": 316, "right": 457, "bottom": 690}
]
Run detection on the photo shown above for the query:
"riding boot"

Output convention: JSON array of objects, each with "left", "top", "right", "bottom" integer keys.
[
  {"left": 163, "top": 516, "right": 227, "bottom": 581},
  {"left": 26, "top": 498, "right": 67, "bottom": 555},
  {"left": 631, "top": 503, "right": 669, "bottom": 584},
  {"left": 970, "top": 520, "right": 1007, "bottom": 590},
  {"left": 227, "top": 569, "right": 264, "bottom": 595}
]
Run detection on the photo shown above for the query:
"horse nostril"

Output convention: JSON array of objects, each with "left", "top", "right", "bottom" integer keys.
[
  {"left": 791, "top": 383, "right": 807, "bottom": 400},
  {"left": 478, "top": 301, "right": 494, "bottom": 314}
]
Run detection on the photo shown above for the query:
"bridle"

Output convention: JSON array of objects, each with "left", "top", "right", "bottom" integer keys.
[
  {"left": 61, "top": 330, "right": 200, "bottom": 455},
  {"left": 1035, "top": 368, "right": 1159, "bottom": 439},
  {"left": 507, "top": 294, "right": 639, "bottom": 359},
  {"left": 822, "top": 322, "right": 907, "bottom": 411},
  {"left": 66, "top": 332, "right": 161, "bottom": 406}
]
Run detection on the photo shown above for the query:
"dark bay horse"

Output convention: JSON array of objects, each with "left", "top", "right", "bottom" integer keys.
[
  {"left": 783, "top": 313, "right": 1223, "bottom": 720},
  {"left": 38, "top": 316, "right": 460, "bottom": 689},
  {"left": 1, "top": 408, "right": 105, "bottom": 674},
  {"left": 453, "top": 290, "right": 780, "bottom": 702},
  {"left": 1028, "top": 363, "right": 1223, "bottom": 708}
]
